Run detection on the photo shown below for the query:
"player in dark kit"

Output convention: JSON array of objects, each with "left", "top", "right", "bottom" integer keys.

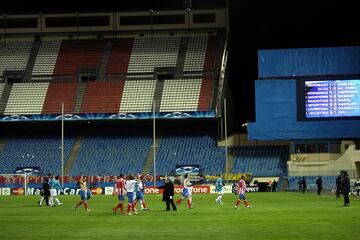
[{"left": 38, "top": 174, "right": 51, "bottom": 206}]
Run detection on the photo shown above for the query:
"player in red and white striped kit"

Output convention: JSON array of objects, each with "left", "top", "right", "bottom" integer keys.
[
  {"left": 235, "top": 175, "right": 251, "bottom": 209},
  {"left": 113, "top": 174, "right": 126, "bottom": 214}
]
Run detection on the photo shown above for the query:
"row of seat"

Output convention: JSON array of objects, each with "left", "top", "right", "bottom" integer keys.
[
  {"left": 2, "top": 78, "right": 214, "bottom": 114},
  {"left": 1, "top": 35, "right": 219, "bottom": 80}
]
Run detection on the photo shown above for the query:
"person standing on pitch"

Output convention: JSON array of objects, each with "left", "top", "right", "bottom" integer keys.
[
  {"left": 316, "top": 177, "right": 323, "bottom": 196},
  {"left": 176, "top": 174, "right": 193, "bottom": 209},
  {"left": 160, "top": 178, "right": 177, "bottom": 211},
  {"left": 215, "top": 175, "right": 225, "bottom": 205},
  {"left": 74, "top": 176, "right": 91, "bottom": 211},
  {"left": 49, "top": 176, "right": 63, "bottom": 206},
  {"left": 38, "top": 173, "right": 51, "bottom": 206},
  {"left": 335, "top": 175, "right": 342, "bottom": 198},
  {"left": 113, "top": 174, "right": 126, "bottom": 214},
  {"left": 125, "top": 175, "right": 138, "bottom": 215},
  {"left": 301, "top": 177, "right": 307, "bottom": 194},
  {"left": 341, "top": 171, "right": 351, "bottom": 207},
  {"left": 134, "top": 175, "right": 149, "bottom": 211},
  {"left": 355, "top": 179, "right": 360, "bottom": 197},
  {"left": 235, "top": 175, "right": 251, "bottom": 209}
]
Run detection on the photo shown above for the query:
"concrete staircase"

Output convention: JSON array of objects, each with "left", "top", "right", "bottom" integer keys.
[
  {"left": 64, "top": 135, "right": 85, "bottom": 175},
  {"left": 23, "top": 40, "right": 40, "bottom": 82},
  {"left": 225, "top": 151, "right": 235, "bottom": 174},
  {"left": 153, "top": 80, "right": 165, "bottom": 112},
  {"left": 0, "top": 138, "right": 6, "bottom": 152},
  {"left": 174, "top": 37, "right": 188, "bottom": 78},
  {"left": 98, "top": 40, "right": 112, "bottom": 80},
  {"left": 0, "top": 84, "right": 13, "bottom": 114},
  {"left": 73, "top": 82, "right": 86, "bottom": 113},
  {"left": 142, "top": 137, "right": 161, "bottom": 174}
]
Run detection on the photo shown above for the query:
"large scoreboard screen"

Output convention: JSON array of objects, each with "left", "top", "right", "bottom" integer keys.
[{"left": 298, "top": 79, "right": 360, "bottom": 120}]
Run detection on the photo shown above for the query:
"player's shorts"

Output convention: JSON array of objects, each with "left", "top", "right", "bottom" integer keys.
[
  {"left": 127, "top": 192, "right": 134, "bottom": 204},
  {"left": 217, "top": 190, "right": 224, "bottom": 195},
  {"left": 182, "top": 187, "right": 191, "bottom": 198},
  {"left": 50, "top": 189, "right": 57, "bottom": 197},
  {"left": 136, "top": 191, "right": 144, "bottom": 201},
  {"left": 117, "top": 195, "right": 125, "bottom": 201},
  {"left": 80, "top": 190, "right": 87, "bottom": 202},
  {"left": 238, "top": 193, "right": 246, "bottom": 200}
]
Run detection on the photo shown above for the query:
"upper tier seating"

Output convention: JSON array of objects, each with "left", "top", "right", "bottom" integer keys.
[
  {"left": 4, "top": 83, "right": 49, "bottom": 115},
  {"left": 0, "top": 83, "right": 5, "bottom": 97},
  {"left": 42, "top": 82, "right": 79, "bottom": 114},
  {"left": 231, "top": 146, "right": 289, "bottom": 177},
  {"left": 31, "top": 41, "right": 61, "bottom": 78},
  {"left": 183, "top": 35, "right": 208, "bottom": 72},
  {"left": 119, "top": 79, "right": 156, "bottom": 113},
  {"left": 0, "top": 41, "right": 33, "bottom": 78},
  {"left": 127, "top": 36, "right": 181, "bottom": 73},
  {"left": 160, "top": 78, "right": 202, "bottom": 112},
  {"left": 80, "top": 80, "right": 125, "bottom": 113},
  {"left": 53, "top": 40, "right": 104, "bottom": 76},
  {"left": 106, "top": 38, "right": 134, "bottom": 74}
]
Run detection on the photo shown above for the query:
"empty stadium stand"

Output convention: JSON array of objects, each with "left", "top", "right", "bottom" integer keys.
[
  {"left": 0, "top": 135, "right": 75, "bottom": 175},
  {"left": 4, "top": 82, "right": 49, "bottom": 115},
  {"left": 288, "top": 176, "right": 337, "bottom": 190},
  {"left": 0, "top": 41, "right": 33, "bottom": 80},
  {"left": 53, "top": 40, "right": 104, "bottom": 76},
  {"left": 231, "top": 146, "right": 289, "bottom": 177},
  {"left": 31, "top": 41, "right": 62, "bottom": 79},
  {"left": 42, "top": 82, "right": 79, "bottom": 114}
]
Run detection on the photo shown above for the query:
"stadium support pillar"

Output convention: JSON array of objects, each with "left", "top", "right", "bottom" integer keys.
[
  {"left": 153, "top": 101, "right": 156, "bottom": 187},
  {"left": 61, "top": 102, "right": 64, "bottom": 187},
  {"left": 224, "top": 99, "right": 228, "bottom": 175}
]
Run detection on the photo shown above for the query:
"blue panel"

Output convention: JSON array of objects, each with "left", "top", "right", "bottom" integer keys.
[
  {"left": 0, "top": 111, "right": 215, "bottom": 122},
  {"left": 248, "top": 80, "right": 360, "bottom": 140},
  {"left": 258, "top": 47, "right": 360, "bottom": 78}
]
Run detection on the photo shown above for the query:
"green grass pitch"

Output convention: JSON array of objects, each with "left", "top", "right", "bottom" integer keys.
[{"left": 0, "top": 192, "right": 359, "bottom": 240}]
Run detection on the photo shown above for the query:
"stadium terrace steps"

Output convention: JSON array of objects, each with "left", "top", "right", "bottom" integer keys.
[
  {"left": 0, "top": 83, "right": 9, "bottom": 114},
  {"left": 42, "top": 82, "right": 79, "bottom": 114},
  {"left": 106, "top": 38, "right": 134, "bottom": 74},
  {"left": 81, "top": 80, "right": 125, "bottom": 113},
  {"left": 53, "top": 40, "right": 104, "bottom": 75},
  {"left": 64, "top": 135, "right": 85, "bottom": 175},
  {"left": 142, "top": 137, "right": 161, "bottom": 174},
  {"left": 97, "top": 40, "right": 113, "bottom": 80},
  {"left": 23, "top": 41, "right": 41, "bottom": 82}
]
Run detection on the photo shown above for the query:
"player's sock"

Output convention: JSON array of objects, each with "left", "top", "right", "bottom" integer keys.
[
  {"left": 84, "top": 202, "right": 88, "bottom": 210},
  {"left": 236, "top": 199, "right": 241, "bottom": 206},
  {"left": 75, "top": 201, "right": 83, "bottom": 208},
  {"left": 119, "top": 203, "right": 124, "bottom": 212},
  {"left": 187, "top": 199, "right": 192, "bottom": 208},
  {"left": 39, "top": 197, "right": 44, "bottom": 205},
  {"left": 133, "top": 201, "right": 137, "bottom": 208},
  {"left": 142, "top": 201, "right": 147, "bottom": 209},
  {"left": 49, "top": 197, "right": 54, "bottom": 206},
  {"left": 244, "top": 201, "right": 249, "bottom": 207},
  {"left": 55, "top": 198, "right": 61, "bottom": 205},
  {"left": 176, "top": 198, "right": 182, "bottom": 204},
  {"left": 132, "top": 204, "right": 135, "bottom": 212},
  {"left": 127, "top": 204, "right": 131, "bottom": 213},
  {"left": 216, "top": 195, "right": 222, "bottom": 203}
]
